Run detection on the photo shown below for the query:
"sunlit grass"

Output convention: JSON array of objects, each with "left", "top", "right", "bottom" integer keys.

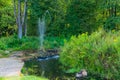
[{"left": 0, "top": 76, "right": 48, "bottom": 80}]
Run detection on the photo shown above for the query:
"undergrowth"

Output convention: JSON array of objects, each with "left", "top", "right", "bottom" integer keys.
[{"left": 0, "top": 35, "right": 64, "bottom": 51}]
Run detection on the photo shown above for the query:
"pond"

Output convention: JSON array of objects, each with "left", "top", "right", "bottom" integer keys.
[
  {"left": 21, "top": 49, "right": 75, "bottom": 80},
  {"left": 21, "top": 49, "right": 106, "bottom": 80}
]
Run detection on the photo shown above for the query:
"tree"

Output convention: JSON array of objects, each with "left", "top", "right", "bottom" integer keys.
[
  {"left": 13, "top": 0, "right": 27, "bottom": 39},
  {"left": 65, "top": 0, "right": 97, "bottom": 35},
  {"left": 27, "top": 0, "right": 70, "bottom": 36},
  {"left": 0, "top": 0, "right": 16, "bottom": 37},
  {"left": 98, "top": 0, "right": 120, "bottom": 30}
]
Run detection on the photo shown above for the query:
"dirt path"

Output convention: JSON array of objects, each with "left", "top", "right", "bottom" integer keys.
[
  {"left": 0, "top": 50, "right": 40, "bottom": 77},
  {"left": 0, "top": 57, "right": 24, "bottom": 77}
]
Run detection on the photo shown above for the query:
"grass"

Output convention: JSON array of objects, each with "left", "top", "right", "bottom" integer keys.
[
  {"left": 0, "top": 35, "right": 64, "bottom": 57},
  {"left": 0, "top": 76, "right": 48, "bottom": 80},
  {"left": 0, "top": 35, "right": 64, "bottom": 51}
]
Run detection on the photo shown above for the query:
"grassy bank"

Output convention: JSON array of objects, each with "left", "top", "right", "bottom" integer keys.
[
  {"left": 0, "top": 35, "right": 64, "bottom": 57},
  {"left": 0, "top": 35, "right": 64, "bottom": 50},
  {"left": 0, "top": 76, "right": 48, "bottom": 80}
]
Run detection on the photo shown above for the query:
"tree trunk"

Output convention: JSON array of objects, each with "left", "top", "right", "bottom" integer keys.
[
  {"left": 23, "top": 0, "right": 27, "bottom": 36},
  {"left": 24, "top": 18, "right": 27, "bottom": 36},
  {"left": 18, "top": 0, "right": 22, "bottom": 39},
  {"left": 13, "top": 0, "right": 18, "bottom": 26},
  {"left": 13, "top": 0, "right": 28, "bottom": 39}
]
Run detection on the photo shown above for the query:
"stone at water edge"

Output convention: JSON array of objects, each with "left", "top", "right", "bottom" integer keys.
[
  {"left": 5, "top": 50, "right": 10, "bottom": 54},
  {"left": 75, "top": 69, "right": 87, "bottom": 79}
]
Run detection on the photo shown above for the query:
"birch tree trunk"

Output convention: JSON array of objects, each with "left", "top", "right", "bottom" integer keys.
[
  {"left": 13, "top": 0, "right": 27, "bottom": 39},
  {"left": 18, "top": 0, "right": 22, "bottom": 39}
]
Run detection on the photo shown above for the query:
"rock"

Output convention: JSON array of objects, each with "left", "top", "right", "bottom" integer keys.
[
  {"left": 0, "top": 58, "right": 24, "bottom": 77},
  {"left": 0, "top": 54, "right": 2, "bottom": 57},
  {"left": 5, "top": 50, "right": 10, "bottom": 54},
  {"left": 10, "top": 51, "right": 24, "bottom": 57},
  {"left": 75, "top": 69, "right": 87, "bottom": 80}
]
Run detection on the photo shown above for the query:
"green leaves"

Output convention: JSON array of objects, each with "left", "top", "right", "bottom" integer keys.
[
  {"left": 65, "top": 0, "right": 97, "bottom": 35},
  {"left": 0, "top": 35, "right": 64, "bottom": 50},
  {"left": 60, "top": 29, "right": 120, "bottom": 79},
  {"left": 0, "top": 0, "right": 16, "bottom": 37}
]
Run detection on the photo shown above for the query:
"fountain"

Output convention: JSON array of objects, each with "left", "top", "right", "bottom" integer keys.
[
  {"left": 38, "top": 10, "right": 59, "bottom": 57},
  {"left": 38, "top": 10, "right": 51, "bottom": 49},
  {"left": 37, "top": 10, "right": 60, "bottom": 77},
  {"left": 38, "top": 18, "right": 45, "bottom": 49},
  {"left": 22, "top": 10, "right": 62, "bottom": 79}
]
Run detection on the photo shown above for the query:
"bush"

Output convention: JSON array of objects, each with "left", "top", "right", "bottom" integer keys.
[
  {"left": 0, "top": 35, "right": 64, "bottom": 51},
  {"left": 44, "top": 37, "right": 64, "bottom": 49},
  {"left": 60, "top": 29, "right": 120, "bottom": 79},
  {"left": 0, "top": 35, "right": 40, "bottom": 50}
]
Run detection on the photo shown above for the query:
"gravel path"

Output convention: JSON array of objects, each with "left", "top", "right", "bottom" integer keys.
[{"left": 0, "top": 58, "right": 24, "bottom": 77}]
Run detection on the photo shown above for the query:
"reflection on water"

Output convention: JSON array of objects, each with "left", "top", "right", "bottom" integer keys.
[
  {"left": 22, "top": 56, "right": 64, "bottom": 80},
  {"left": 38, "top": 55, "right": 59, "bottom": 61}
]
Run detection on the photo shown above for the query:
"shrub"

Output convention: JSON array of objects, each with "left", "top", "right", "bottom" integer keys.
[
  {"left": 60, "top": 29, "right": 120, "bottom": 79},
  {"left": 0, "top": 35, "right": 40, "bottom": 50},
  {"left": 44, "top": 37, "right": 64, "bottom": 49},
  {"left": 0, "top": 35, "right": 64, "bottom": 51}
]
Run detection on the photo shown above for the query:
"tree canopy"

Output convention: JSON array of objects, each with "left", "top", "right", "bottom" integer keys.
[{"left": 0, "top": 0, "right": 120, "bottom": 38}]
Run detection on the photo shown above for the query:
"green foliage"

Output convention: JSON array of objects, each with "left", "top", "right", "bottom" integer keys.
[
  {"left": 0, "top": 35, "right": 39, "bottom": 50},
  {"left": 27, "top": 0, "right": 100, "bottom": 36},
  {"left": 0, "top": 35, "right": 64, "bottom": 51},
  {"left": 65, "top": 0, "right": 98, "bottom": 35},
  {"left": 0, "top": 0, "right": 16, "bottom": 37},
  {"left": 60, "top": 29, "right": 120, "bottom": 79},
  {"left": 104, "top": 16, "right": 120, "bottom": 30},
  {"left": 44, "top": 37, "right": 64, "bottom": 49},
  {"left": 98, "top": 0, "right": 120, "bottom": 30},
  {"left": 27, "top": 0, "right": 71, "bottom": 36},
  {"left": 1, "top": 0, "right": 120, "bottom": 37}
]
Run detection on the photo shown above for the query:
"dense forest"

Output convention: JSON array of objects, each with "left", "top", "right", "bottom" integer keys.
[
  {"left": 0, "top": 0, "right": 120, "bottom": 80},
  {"left": 1, "top": 0, "right": 120, "bottom": 38}
]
